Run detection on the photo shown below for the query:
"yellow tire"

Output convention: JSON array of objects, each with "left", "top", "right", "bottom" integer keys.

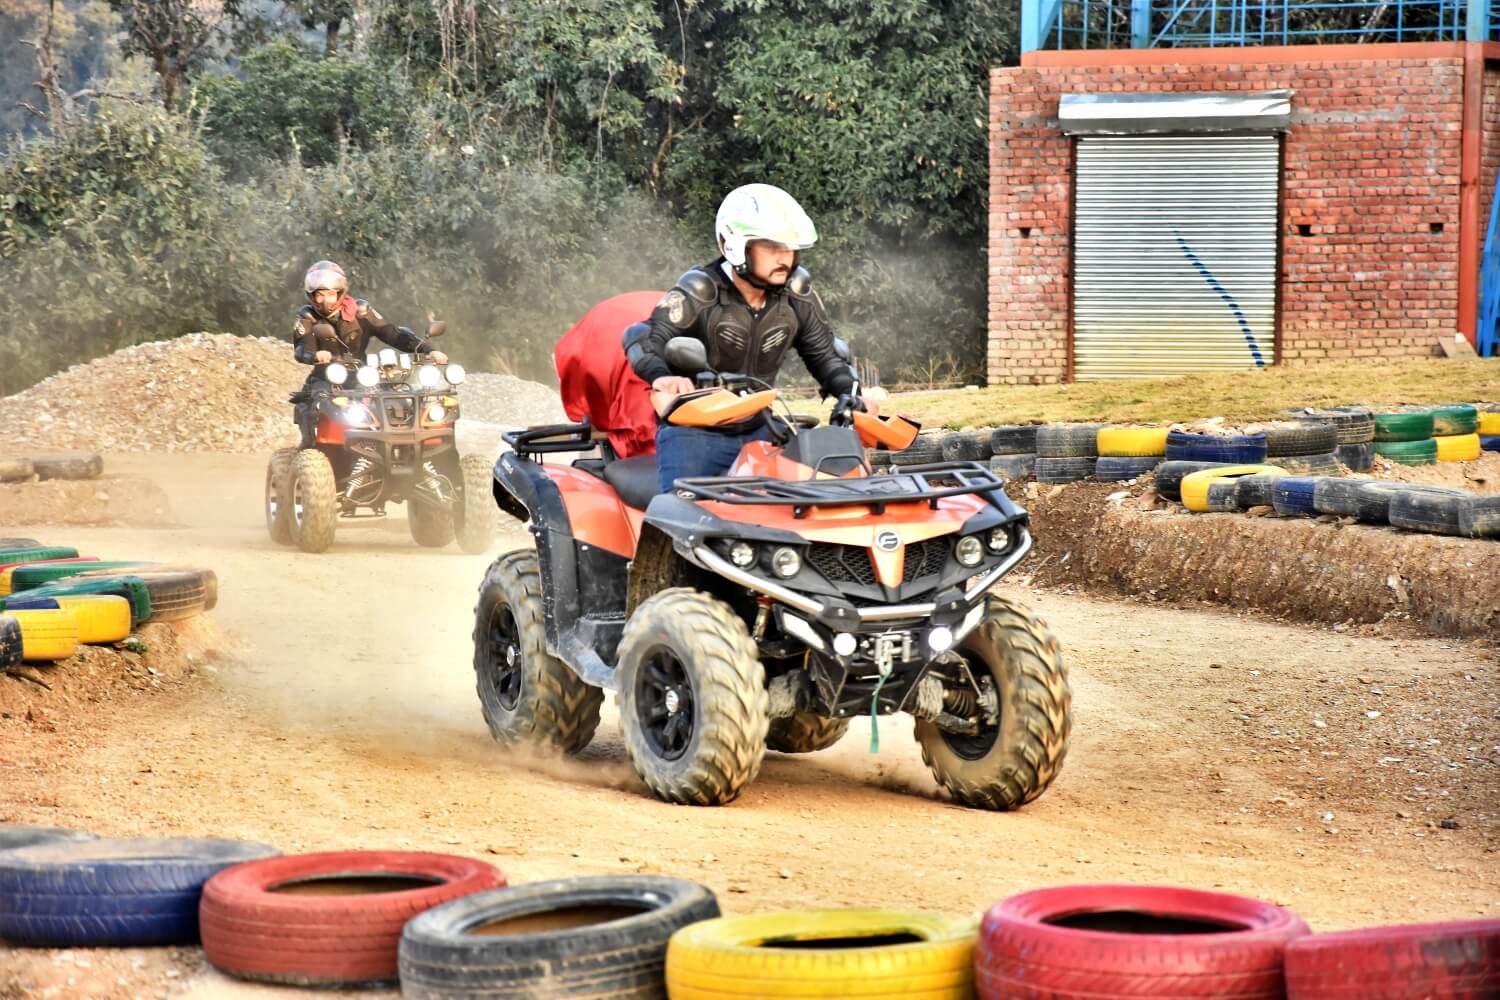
[
  {"left": 1479, "top": 411, "right": 1500, "bottom": 436},
  {"left": 48, "top": 595, "right": 131, "bottom": 644},
  {"left": 1181, "top": 464, "right": 1288, "bottom": 513},
  {"left": 1096, "top": 426, "right": 1169, "bottom": 457},
  {"left": 8, "top": 607, "right": 79, "bottom": 661},
  {"left": 1435, "top": 433, "right": 1481, "bottom": 462},
  {"left": 666, "top": 909, "right": 976, "bottom": 999}
]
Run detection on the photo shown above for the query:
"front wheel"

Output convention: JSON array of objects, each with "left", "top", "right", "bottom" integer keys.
[
  {"left": 473, "top": 550, "right": 602, "bottom": 754},
  {"left": 915, "top": 596, "right": 1071, "bottom": 810},
  {"left": 265, "top": 448, "right": 296, "bottom": 545},
  {"left": 289, "top": 449, "right": 338, "bottom": 554},
  {"left": 408, "top": 502, "right": 455, "bottom": 548},
  {"left": 766, "top": 711, "right": 849, "bottom": 754},
  {"left": 453, "top": 454, "right": 497, "bottom": 555},
  {"left": 616, "top": 589, "right": 768, "bottom": 806}
]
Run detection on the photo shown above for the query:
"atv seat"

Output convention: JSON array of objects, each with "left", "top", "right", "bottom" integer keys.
[{"left": 602, "top": 454, "right": 660, "bottom": 510}]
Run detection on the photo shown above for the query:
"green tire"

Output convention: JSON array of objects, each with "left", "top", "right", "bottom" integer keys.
[
  {"left": 1425, "top": 404, "right": 1479, "bottom": 437},
  {"left": 1373, "top": 438, "right": 1438, "bottom": 466},
  {"left": 1373, "top": 411, "right": 1435, "bottom": 442},
  {"left": 11, "top": 576, "right": 152, "bottom": 624},
  {"left": 10, "top": 561, "right": 156, "bottom": 593},
  {"left": 0, "top": 547, "right": 79, "bottom": 566}
]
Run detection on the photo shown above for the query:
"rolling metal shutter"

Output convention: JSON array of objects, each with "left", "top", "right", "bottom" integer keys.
[{"left": 1072, "top": 133, "right": 1279, "bottom": 380}]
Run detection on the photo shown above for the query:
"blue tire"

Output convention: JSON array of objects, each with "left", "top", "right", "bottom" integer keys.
[
  {"left": 1482, "top": 435, "right": 1500, "bottom": 453},
  {"left": 1165, "top": 433, "right": 1268, "bottom": 464},
  {"left": 1271, "top": 477, "right": 1322, "bottom": 517},
  {"left": 1094, "top": 456, "right": 1162, "bottom": 482},
  {"left": 0, "top": 596, "right": 62, "bottom": 612},
  {"left": 0, "top": 837, "right": 278, "bottom": 947}
]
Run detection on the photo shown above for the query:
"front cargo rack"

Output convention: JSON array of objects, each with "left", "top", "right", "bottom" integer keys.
[{"left": 672, "top": 462, "right": 1004, "bottom": 517}]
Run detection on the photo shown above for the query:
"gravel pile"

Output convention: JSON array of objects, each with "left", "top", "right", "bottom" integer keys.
[{"left": 0, "top": 334, "right": 564, "bottom": 454}]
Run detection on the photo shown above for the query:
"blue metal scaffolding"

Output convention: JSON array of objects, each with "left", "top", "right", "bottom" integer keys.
[{"left": 1022, "top": 0, "right": 1495, "bottom": 53}]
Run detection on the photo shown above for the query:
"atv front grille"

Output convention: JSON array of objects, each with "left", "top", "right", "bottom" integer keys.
[
  {"left": 383, "top": 396, "right": 416, "bottom": 428},
  {"left": 806, "top": 538, "right": 951, "bottom": 587}
]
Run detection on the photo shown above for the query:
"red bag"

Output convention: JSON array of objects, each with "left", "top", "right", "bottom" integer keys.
[{"left": 553, "top": 291, "right": 663, "bottom": 459}]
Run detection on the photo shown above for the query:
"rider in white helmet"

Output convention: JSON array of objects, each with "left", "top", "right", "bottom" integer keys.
[{"left": 628, "top": 184, "right": 861, "bottom": 492}]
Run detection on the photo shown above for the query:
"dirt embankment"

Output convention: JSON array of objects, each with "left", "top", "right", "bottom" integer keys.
[
  {"left": 1012, "top": 469, "right": 1500, "bottom": 640},
  {"left": 0, "top": 475, "right": 175, "bottom": 528}
]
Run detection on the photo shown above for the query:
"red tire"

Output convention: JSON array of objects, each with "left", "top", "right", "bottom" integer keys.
[
  {"left": 1285, "top": 918, "right": 1500, "bottom": 999},
  {"left": 976, "top": 884, "right": 1310, "bottom": 999},
  {"left": 200, "top": 850, "right": 505, "bottom": 987}
]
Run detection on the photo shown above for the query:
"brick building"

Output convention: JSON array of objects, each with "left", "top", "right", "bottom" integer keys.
[{"left": 987, "top": 41, "right": 1500, "bottom": 382}]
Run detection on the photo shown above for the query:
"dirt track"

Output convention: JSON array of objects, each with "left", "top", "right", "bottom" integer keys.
[{"left": 2, "top": 453, "right": 1498, "bottom": 999}]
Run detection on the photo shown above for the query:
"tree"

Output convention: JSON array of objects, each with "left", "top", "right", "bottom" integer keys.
[
  {"left": 105, "top": 0, "right": 242, "bottom": 108},
  {"left": 288, "top": 0, "right": 352, "bottom": 55}
]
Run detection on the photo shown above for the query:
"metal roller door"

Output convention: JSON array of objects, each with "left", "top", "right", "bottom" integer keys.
[{"left": 1072, "top": 133, "right": 1279, "bottom": 380}]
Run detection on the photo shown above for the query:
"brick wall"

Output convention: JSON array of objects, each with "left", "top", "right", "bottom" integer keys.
[{"left": 988, "top": 48, "right": 1479, "bottom": 383}]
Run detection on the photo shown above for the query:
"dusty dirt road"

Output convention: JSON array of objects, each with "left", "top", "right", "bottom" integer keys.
[{"left": 2, "top": 453, "right": 1497, "bottom": 999}]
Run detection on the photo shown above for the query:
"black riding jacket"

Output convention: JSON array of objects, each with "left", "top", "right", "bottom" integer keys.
[
  {"left": 632, "top": 261, "right": 855, "bottom": 409},
  {"left": 291, "top": 301, "right": 426, "bottom": 381}
]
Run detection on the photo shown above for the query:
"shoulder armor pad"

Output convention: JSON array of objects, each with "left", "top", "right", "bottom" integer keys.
[
  {"left": 297, "top": 304, "right": 318, "bottom": 320},
  {"left": 677, "top": 269, "right": 718, "bottom": 304},
  {"left": 785, "top": 267, "right": 814, "bottom": 297}
]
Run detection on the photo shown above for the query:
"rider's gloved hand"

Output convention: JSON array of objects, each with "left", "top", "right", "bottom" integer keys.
[
  {"left": 429, "top": 350, "right": 449, "bottom": 365},
  {"left": 314, "top": 350, "right": 333, "bottom": 364},
  {"left": 832, "top": 393, "right": 867, "bottom": 421}
]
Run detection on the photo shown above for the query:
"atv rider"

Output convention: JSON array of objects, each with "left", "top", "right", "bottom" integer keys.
[
  {"left": 291, "top": 260, "right": 447, "bottom": 447},
  {"left": 627, "top": 184, "right": 862, "bottom": 493}
]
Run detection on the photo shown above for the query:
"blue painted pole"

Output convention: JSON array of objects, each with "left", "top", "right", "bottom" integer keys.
[
  {"left": 1132, "top": 0, "right": 1152, "bottom": 46},
  {"left": 1467, "top": 0, "right": 1488, "bottom": 42},
  {"left": 1022, "top": 0, "right": 1041, "bottom": 53}
]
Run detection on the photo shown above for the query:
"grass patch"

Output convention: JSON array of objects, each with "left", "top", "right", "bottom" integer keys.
[{"left": 850, "top": 359, "right": 1500, "bottom": 428}]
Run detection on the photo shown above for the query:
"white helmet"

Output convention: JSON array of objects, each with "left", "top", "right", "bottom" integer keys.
[{"left": 715, "top": 184, "right": 817, "bottom": 274}]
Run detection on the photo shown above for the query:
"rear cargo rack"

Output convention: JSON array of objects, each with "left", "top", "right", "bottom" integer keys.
[{"left": 672, "top": 462, "right": 1005, "bottom": 517}]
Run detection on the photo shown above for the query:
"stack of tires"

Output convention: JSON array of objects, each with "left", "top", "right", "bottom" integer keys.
[
  {"left": 1372, "top": 409, "right": 1438, "bottom": 466},
  {"left": 1427, "top": 404, "right": 1482, "bottom": 463},
  {"left": 1260, "top": 421, "right": 1342, "bottom": 476},
  {"left": 1035, "top": 424, "right": 1102, "bottom": 484},
  {"left": 0, "top": 542, "right": 218, "bottom": 672},
  {"left": 1094, "top": 427, "right": 1167, "bottom": 482},
  {"left": 987, "top": 426, "right": 1038, "bottom": 480},
  {"left": 1284, "top": 407, "right": 1375, "bottom": 472}
]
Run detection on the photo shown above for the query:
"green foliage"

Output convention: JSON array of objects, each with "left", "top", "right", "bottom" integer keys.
[{"left": 194, "top": 41, "right": 413, "bottom": 170}]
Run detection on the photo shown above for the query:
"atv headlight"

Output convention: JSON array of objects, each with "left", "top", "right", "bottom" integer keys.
[
  {"left": 955, "top": 536, "right": 984, "bottom": 568},
  {"left": 770, "top": 546, "right": 801, "bottom": 579},
  {"left": 987, "top": 527, "right": 1009, "bottom": 554},
  {"left": 356, "top": 366, "right": 379, "bottom": 388},
  {"left": 729, "top": 542, "right": 756, "bottom": 568},
  {"left": 325, "top": 362, "right": 348, "bottom": 385},
  {"left": 378, "top": 348, "right": 398, "bottom": 367},
  {"left": 444, "top": 363, "right": 466, "bottom": 386},
  {"left": 418, "top": 364, "right": 441, "bottom": 388},
  {"left": 423, "top": 402, "right": 450, "bottom": 425},
  {"left": 341, "top": 402, "right": 375, "bottom": 426}
]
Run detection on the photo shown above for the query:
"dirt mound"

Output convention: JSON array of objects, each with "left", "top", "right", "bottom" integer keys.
[
  {"left": 0, "top": 334, "right": 566, "bottom": 455},
  {"left": 0, "top": 475, "right": 175, "bottom": 528}
]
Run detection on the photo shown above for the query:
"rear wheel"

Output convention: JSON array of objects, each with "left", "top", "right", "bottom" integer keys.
[
  {"left": 408, "top": 502, "right": 455, "bottom": 548},
  {"left": 473, "top": 551, "right": 602, "bottom": 754},
  {"left": 289, "top": 450, "right": 338, "bottom": 554},
  {"left": 617, "top": 589, "right": 768, "bottom": 806},
  {"left": 453, "top": 454, "right": 496, "bottom": 555},
  {"left": 264, "top": 449, "right": 296, "bottom": 546},
  {"left": 916, "top": 596, "right": 1070, "bottom": 810},
  {"left": 766, "top": 711, "right": 849, "bottom": 754}
]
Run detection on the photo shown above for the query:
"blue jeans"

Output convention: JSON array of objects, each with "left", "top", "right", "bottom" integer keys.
[{"left": 656, "top": 423, "right": 772, "bottom": 493}]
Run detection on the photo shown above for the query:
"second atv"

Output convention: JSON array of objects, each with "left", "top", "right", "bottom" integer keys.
[
  {"left": 474, "top": 337, "right": 1070, "bottom": 809},
  {"left": 265, "top": 322, "right": 495, "bottom": 554}
]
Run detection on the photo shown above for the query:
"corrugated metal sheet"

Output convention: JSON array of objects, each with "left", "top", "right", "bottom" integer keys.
[{"left": 1072, "top": 133, "right": 1279, "bottom": 380}]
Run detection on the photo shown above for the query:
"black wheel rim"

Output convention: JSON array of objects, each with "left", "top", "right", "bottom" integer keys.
[
  {"left": 636, "top": 647, "right": 694, "bottom": 761},
  {"left": 485, "top": 604, "right": 524, "bottom": 711},
  {"left": 941, "top": 651, "right": 1001, "bottom": 761}
]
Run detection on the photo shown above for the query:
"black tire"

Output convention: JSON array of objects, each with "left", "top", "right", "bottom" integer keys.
[
  {"left": 1035, "top": 424, "right": 1101, "bottom": 458},
  {"left": 990, "top": 426, "right": 1038, "bottom": 456},
  {"left": 1262, "top": 422, "right": 1339, "bottom": 458},
  {"left": 1335, "top": 442, "right": 1375, "bottom": 472},
  {"left": 766, "top": 711, "right": 849, "bottom": 754},
  {"left": 473, "top": 551, "right": 603, "bottom": 755},
  {"left": 289, "top": 449, "right": 338, "bottom": 553},
  {"left": 1312, "top": 477, "right": 1369, "bottom": 517},
  {"left": 1275, "top": 452, "right": 1342, "bottom": 476},
  {"left": 264, "top": 448, "right": 296, "bottom": 546},
  {"left": 1353, "top": 482, "right": 1464, "bottom": 525},
  {"left": 1459, "top": 496, "right": 1500, "bottom": 539},
  {"left": 0, "top": 614, "right": 21, "bottom": 671},
  {"left": 1387, "top": 488, "right": 1467, "bottom": 536},
  {"left": 1284, "top": 407, "right": 1376, "bottom": 444},
  {"left": 408, "top": 502, "right": 456, "bottom": 548},
  {"left": 940, "top": 431, "right": 981, "bottom": 463},
  {"left": 1165, "top": 433, "right": 1268, "bottom": 464},
  {"left": 1154, "top": 461, "right": 1233, "bottom": 503},
  {"left": 0, "top": 837, "right": 278, "bottom": 947},
  {"left": 137, "top": 568, "right": 214, "bottom": 622},
  {"left": 0, "top": 458, "right": 34, "bottom": 483},
  {"left": 1035, "top": 457, "right": 1096, "bottom": 484},
  {"left": 916, "top": 595, "right": 1070, "bottom": 810},
  {"left": 1094, "top": 456, "right": 1161, "bottom": 482},
  {"left": 890, "top": 433, "right": 945, "bottom": 466},
  {"left": 1205, "top": 479, "right": 1241, "bottom": 512},
  {"left": 989, "top": 453, "right": 1036, "bottom": 481},
  {"left": 616, "top": 589, "right": 768, "bottom": 806},
  {"left": 454, "top": 454, "right": 497, "bottom": 555},
  {"left": 0, "top": 825, "right": 95, "bottom": 851},
  {"left": 399, "top": 875, "right": 721, "bottom": 1000},
  {"left": 29, "top": 452, "right": 103, "bottom": 481},
  {"left": 1234, "top": 472, "right": 1286, "bottom": 509}
]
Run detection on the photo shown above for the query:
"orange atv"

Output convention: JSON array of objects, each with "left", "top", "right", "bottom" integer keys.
[{"left": 474, "top": 337, "right": 1070, "bottom": 809}]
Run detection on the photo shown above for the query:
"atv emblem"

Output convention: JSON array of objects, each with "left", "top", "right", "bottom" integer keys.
[{"left": 875, "top": 530, "right": 901, "bottom": 551}]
